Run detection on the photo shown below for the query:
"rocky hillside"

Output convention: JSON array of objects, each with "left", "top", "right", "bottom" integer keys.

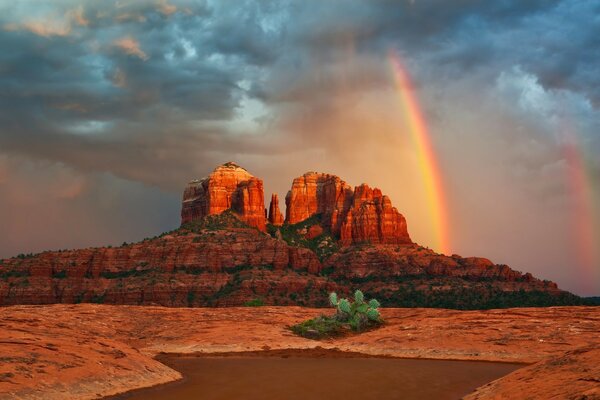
[{"left": 0, "top": 162, "right": 588, "bottom": 308}]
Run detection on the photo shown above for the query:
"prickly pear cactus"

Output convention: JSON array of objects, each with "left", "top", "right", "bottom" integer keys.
[
  {"left": 366, "top": 308, "right": 380, "bottom": 321},
  {"left": 329, "top": 292, "right": 338, "bottom": 306},
  {"left": 368, "top": 299, "right": 380, "bottom": 309},
  {"left": 338, "top": 298, "right": 351, "bottom": 314},
  {"left": 354, "top": 290, "right": 364, "bottom": 304},
  {"left": 326, "top": 290, "right": 382, "bottom": 332}
]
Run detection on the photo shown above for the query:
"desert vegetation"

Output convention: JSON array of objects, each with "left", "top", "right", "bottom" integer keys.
[{"left": 291, "top": 289, "right": 383, "bottom": 339}]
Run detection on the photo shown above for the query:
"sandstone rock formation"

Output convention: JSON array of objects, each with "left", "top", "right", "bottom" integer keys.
[
  {"left": 339, "top": 184, "right": 411, "bottom": 245},
  {"left": 181, "top": 162, "right": 266, "bottom": 231},
  {"left": 0, "top": 224, "right": 565, "bottom": 308},
  {"left": 285, "top": 172, "right": 411, "bottom": 245},
  {"left": 0, "top": 214, "right": 324, "bottom": 307},
  {"left": 285, "top": 172, "right": 353, "bottom": 235},
  {"left": 0, "top": 162, "right": 581, "bottom": 308},
  {"left": 268, "top": 193, "right": 284, "bottom": 226}
]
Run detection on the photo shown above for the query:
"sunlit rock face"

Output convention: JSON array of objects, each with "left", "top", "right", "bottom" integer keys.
[
  {"left": 285, "top": 172, "right": 411, "bottom": 245},
  {"left": 285, "top": 172, "right": 354, "bottom": 235},
  {"left": 0, "top": 161, "right": 573, "bottom": 308},
  {"left": 181, "top": 162, "right": 266, "bottom": 232},
  {"left": 268, "top": 193, "right": 284, "bottom": 226},
  {"left": 339, "top": 183, "right": 411, "bottom": 246}
]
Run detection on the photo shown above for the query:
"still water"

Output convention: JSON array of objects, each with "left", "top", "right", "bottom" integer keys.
[{"left": 117, "top": 355, "right": 521, "bottom": 400}]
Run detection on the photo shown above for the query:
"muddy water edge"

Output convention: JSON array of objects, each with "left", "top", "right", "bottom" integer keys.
[{"left": 111, "top": 349, "right": 523, "bottom": 400}]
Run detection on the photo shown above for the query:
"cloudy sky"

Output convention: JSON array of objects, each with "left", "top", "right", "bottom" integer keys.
[{"left": 1, "top": 0, "right": 599, "bottom": 295}]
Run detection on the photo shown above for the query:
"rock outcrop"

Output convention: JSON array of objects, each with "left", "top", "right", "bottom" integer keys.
[
  {"left": 181, "top": 162, "right": 266, "bottom": 231},
  {"left": 0, "top": 214, "right": 322, "bottom": 307},
  {"left": 285, "top": 172, "right": 353, "bottom": 235},
  {"left": 339, "top": 184, "right": 411, "bottom": 245},
  {"left": 285, "top": 172, "right": 411, "bottom": 245},
  {"left": 268, "top": 194, "right": 284, "bottom": 226},
  {"left": 0, "top": 161, "right": 580, "bottom": 308}
]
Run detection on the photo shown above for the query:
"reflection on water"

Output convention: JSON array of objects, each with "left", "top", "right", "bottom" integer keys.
[{"left": 117, "top": 355, "right": 521, "bottom": 400}]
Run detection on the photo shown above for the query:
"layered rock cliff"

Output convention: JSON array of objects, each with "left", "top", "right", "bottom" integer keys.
[
  {"left": 284, "top": 172, "right": 411, "bottom": 245},
  {"left": 285, "top": 172, "right": 353, "bottom": 235},
  {"left": 181, "top": 162, "right": 266, "bottom": 231},
  {"left": 0, "top": 162, "right": 583, "bottom": 308}
]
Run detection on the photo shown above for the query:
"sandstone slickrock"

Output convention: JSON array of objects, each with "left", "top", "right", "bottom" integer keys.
[
  {"left": 181, "top": 162, "right": 266, "bottom": 231},
  {"left": 268, "top": 193, "right": 284, "bottom": 226},
  {"left": 0, "top": 305, "right": 598, "bottom": 400}
]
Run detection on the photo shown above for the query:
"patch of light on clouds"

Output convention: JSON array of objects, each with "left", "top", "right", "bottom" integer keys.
[
  {"left": 497, "top": 66, "right": 555, "bottom": 118},
  {"left": 207, "top": 52, "right": 226, "bottom": 66},
  {"left": 180, "top": 37, "right": 196, "bottom": 58},
  {"left": 237, "top": 79, "right": 251, "bottom": 91},
  {"left": 189, "top": 78, "right": 270, "bottom": 134},
  {"left": 166, "top": 33, "right": 197, "bottom": 62},
  {"left": 495, "top": 66, "right": 599, "bottom": 143},
  {"left": 66, "top": 120, "right": 113, "bottom": 135},
  {"left": 258, "top": 6, "right": 287, "bottom": 35},
  {"left": 230, "top": 95, "right": 269, "bottom": 134}
]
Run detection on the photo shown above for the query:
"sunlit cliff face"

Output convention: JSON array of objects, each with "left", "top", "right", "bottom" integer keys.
[{"left": 0, "top": 1, "right": 599, "bottom": 295}]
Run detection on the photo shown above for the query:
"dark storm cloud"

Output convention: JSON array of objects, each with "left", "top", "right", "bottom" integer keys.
[
  {"left": 0, "top": 0, "right": 598, "bottom": 192},
  {"left": 1, "top": 0, "right": 597, "bottom": 178}
]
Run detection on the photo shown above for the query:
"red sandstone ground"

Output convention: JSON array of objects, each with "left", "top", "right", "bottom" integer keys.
[{"left": 0, "top": 305, "right": 598, "bottom": 399}]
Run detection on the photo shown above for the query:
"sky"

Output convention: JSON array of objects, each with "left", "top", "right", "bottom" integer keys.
[{"left": 0, "top": 0, "right": 599, "bottom": 296}]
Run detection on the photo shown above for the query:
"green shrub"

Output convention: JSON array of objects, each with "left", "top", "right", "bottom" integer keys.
[
  {"left": 187, "top": 290, "right": 196, "bottom": 306},
  {"left": 291, "top": 289, "right": 383, "bottom": 339},
  {"left": 90, "top": 293, "right": 105, "bottom": 304},
  {"left": 100, "top": 269, "right": 154, "bottom": 279},
  {"left": 52, "top": 270, "right": 67, "bottom": 279},
  {"left": 290, "top": 315, "right": 345, "bottom": 339},
  {"left": 329, "top": 292, "right": 338, "bottom": 306},
  {"left": 244, "top": 298, "right": 265, "bottom": 307},
  {"left": 0, "top": 269, "right": 29, "bottom": 279},
  {"left": 269, "top": 215, "right": 340, "bottom": 261},
  {"left": 329, "top": 289, "right": 383, "bottom": 331}
]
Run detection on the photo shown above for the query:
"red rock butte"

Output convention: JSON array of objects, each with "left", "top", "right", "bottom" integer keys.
[
  {"left": 181, "top": 162, "right": 267, "bottom": 232},
  {"left": 0, "top": 160, "right": 580, "bottom": 308},
  {"left": 182, "top": 164, "right": 411, "bottom": 246},
  {"left": 285, "top": 172, "right": 411, "bottom": 245}
]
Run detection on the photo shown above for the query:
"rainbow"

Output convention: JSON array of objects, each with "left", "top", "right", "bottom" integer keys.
[
  {"left": 561, "top": 127, "right": 599, "bottom": 292},
  {"left": 388, "top": 51, "right": 451, "bottom": 254}
]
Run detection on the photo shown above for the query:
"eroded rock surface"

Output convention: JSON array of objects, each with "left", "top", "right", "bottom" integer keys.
[
  {"left": 0, "top": 305, "right": 597, "bottom": 400},
  {"left": 181, "top": 162, "right": 266, "bottom": 231},
  {"left": 268, "top": 193, "right": 284, "bottom": 226},
  {"left": 284, "top": 172, "right": 410, "bottom": 245},
  {"left": 0, "top": 162, "right": 582, "bottom": 308}
]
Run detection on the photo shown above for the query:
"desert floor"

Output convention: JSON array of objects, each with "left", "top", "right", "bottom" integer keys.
[{"left": 0, "top": 305, "right": 598, "bottom": 399}]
